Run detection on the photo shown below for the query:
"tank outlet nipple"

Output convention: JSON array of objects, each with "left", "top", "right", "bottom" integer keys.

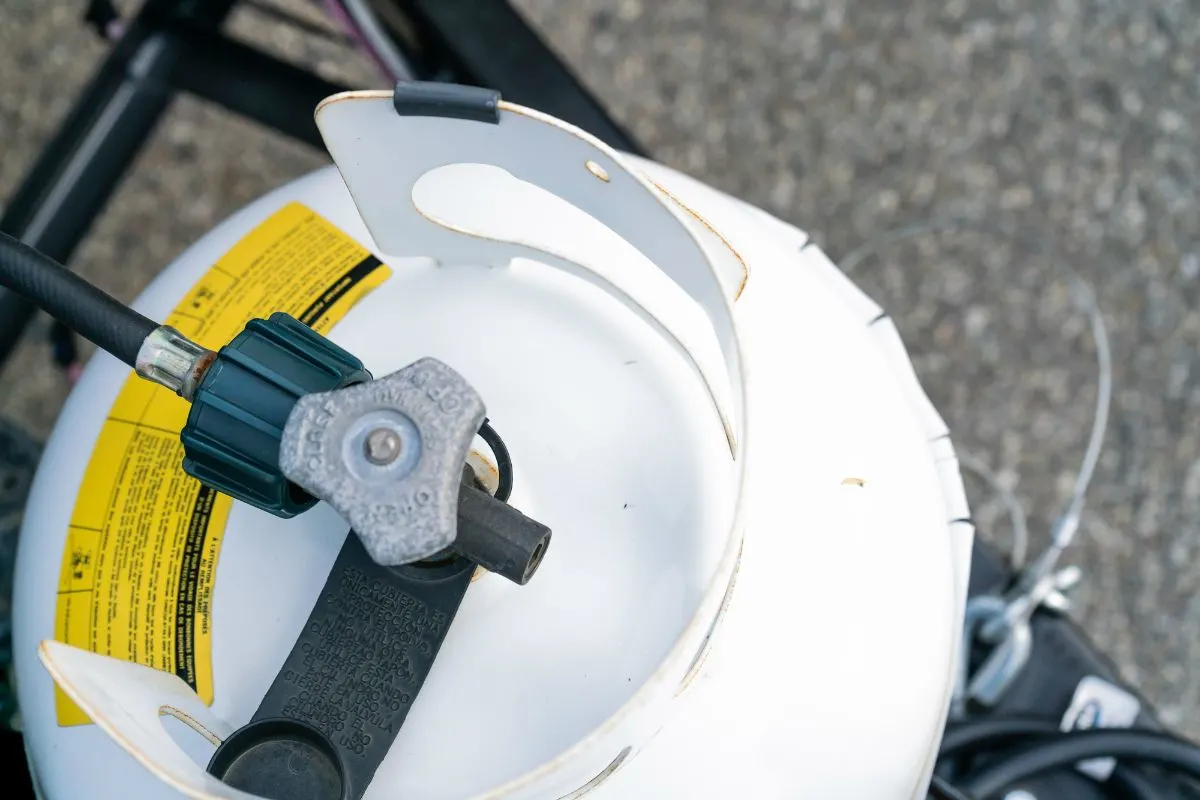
[
  {"left": 135, "top": 325, "right": 216, "bottom": 401},
  {"left": 456, "top": 468, "right": 552, "bottom": 585}
]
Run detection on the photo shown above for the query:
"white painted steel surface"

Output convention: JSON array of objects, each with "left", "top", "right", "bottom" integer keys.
[{"left": 15, "top": 94, "right": 971, "bottom": 799}]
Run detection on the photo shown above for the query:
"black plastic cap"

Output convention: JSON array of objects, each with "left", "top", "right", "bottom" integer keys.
[{"left": 392, "top": 81, "right": 501, "bottom": 123}]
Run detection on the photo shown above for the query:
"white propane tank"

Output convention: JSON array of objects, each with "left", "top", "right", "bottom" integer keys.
[{"left": 13, "top": 90, "right": 973, "bottom": 799}]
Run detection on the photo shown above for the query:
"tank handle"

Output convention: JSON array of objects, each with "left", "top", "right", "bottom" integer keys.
[
  {"left": 37, "top": 640, "right": 259, "bottom": 800},
  {"left": 315, "top": 86, "right": 747, "bottom": 457}
]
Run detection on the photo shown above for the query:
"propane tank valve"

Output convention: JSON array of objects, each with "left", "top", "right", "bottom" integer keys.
[
  {"left": 174, "top": 311, "right": 550, "bottom": 583},
  {"left": 278, "top": 356, "right": 484, "bottom": 566},
  {"left": 180, "top": 312, "right": 371, "bottom": 519},
  {"left": 0, "top": 219, "right": 552, "bottom": 583}
]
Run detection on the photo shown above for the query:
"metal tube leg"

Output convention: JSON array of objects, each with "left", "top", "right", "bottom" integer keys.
[{"left": 0, "top": 0, "right": 237, "bottom": 369}]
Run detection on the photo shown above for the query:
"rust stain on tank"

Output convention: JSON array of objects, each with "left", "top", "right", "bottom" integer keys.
[
  {"left": 650, "top": 179, "right": 750, "bottom": 302},
  {"left": 467, "top": 449, "right": 500, "bottom": 495}
]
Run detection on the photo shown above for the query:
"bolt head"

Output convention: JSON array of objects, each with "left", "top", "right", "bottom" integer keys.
[{"left": 364, "top": 427, "right": 403, "bottom": 465}]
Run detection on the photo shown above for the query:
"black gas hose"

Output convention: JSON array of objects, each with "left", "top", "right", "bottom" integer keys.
[
  {"left": 957, "top": 727, "right": 1200, "bottom": 799},
  {"left": 936, "top": 717, "right": 1197, "bottom": 799},
  {"left": 0, "top": 231, "right": 156, "bottom": 367},
  {"left": 929, "top": 774, "right": 975, "bottom": 800},
  {"left": 939, "top": 716, "right": 1062, "bottom": 758}
]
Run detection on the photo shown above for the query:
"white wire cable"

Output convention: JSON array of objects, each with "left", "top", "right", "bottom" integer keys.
[
  {"left": 956, "top": 449, "right": 1030, "bottom": 570},
  {"left": 841, "top": 216, "right": 1113, "bottom": 580},
  {"left": 1025, "top": 262, "right": 1112, "bottom": 586},
  {"left": 324, "top": 0, "right": 414, "bottom": 82},
  {"left": 343, "top": 0, "right": 415, "bottom": 81}
]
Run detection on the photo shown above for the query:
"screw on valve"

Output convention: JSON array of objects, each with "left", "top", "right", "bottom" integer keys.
[{"left": 278, "top": 355, "right": 551, "bottom": 584}]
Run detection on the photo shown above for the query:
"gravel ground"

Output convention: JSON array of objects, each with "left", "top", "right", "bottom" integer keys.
[{"left": 1, "top": 0, "right": 1198, "bottom": 733}]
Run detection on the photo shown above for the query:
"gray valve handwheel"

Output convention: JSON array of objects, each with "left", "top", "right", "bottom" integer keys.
[{"left": 279, "top": 357, "right": 487, "bottom": 565}]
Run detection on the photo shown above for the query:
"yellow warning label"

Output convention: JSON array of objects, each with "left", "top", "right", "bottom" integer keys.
[{"left": 55, "top": 202, "right": 392, "bottom": 725}]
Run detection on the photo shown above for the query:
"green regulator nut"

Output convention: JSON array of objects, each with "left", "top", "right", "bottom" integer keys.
[{"left": 180, "top": 312, "right": 371, "bottom": 517}]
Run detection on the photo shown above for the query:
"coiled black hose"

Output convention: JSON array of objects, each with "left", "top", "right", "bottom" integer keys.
[
  {"left": 0, "top": 231, "right": 156, "bottom": 367},
  {"left": 939, "top": 716, "right": 1061, "bottom": 758},
  {"left": 929, "top": 774, "right": 975, "bottom": 800},
  {"left": 939, "top": 717, "right": 1166, "bottom": 799},
  {"left": 957, "top": 727, "right": 1200, "bottom": 799}
]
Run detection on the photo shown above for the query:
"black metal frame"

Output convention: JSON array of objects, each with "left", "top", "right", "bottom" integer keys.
[{"left": 0, "top": 0, "right": 641, "bottom": 368}]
